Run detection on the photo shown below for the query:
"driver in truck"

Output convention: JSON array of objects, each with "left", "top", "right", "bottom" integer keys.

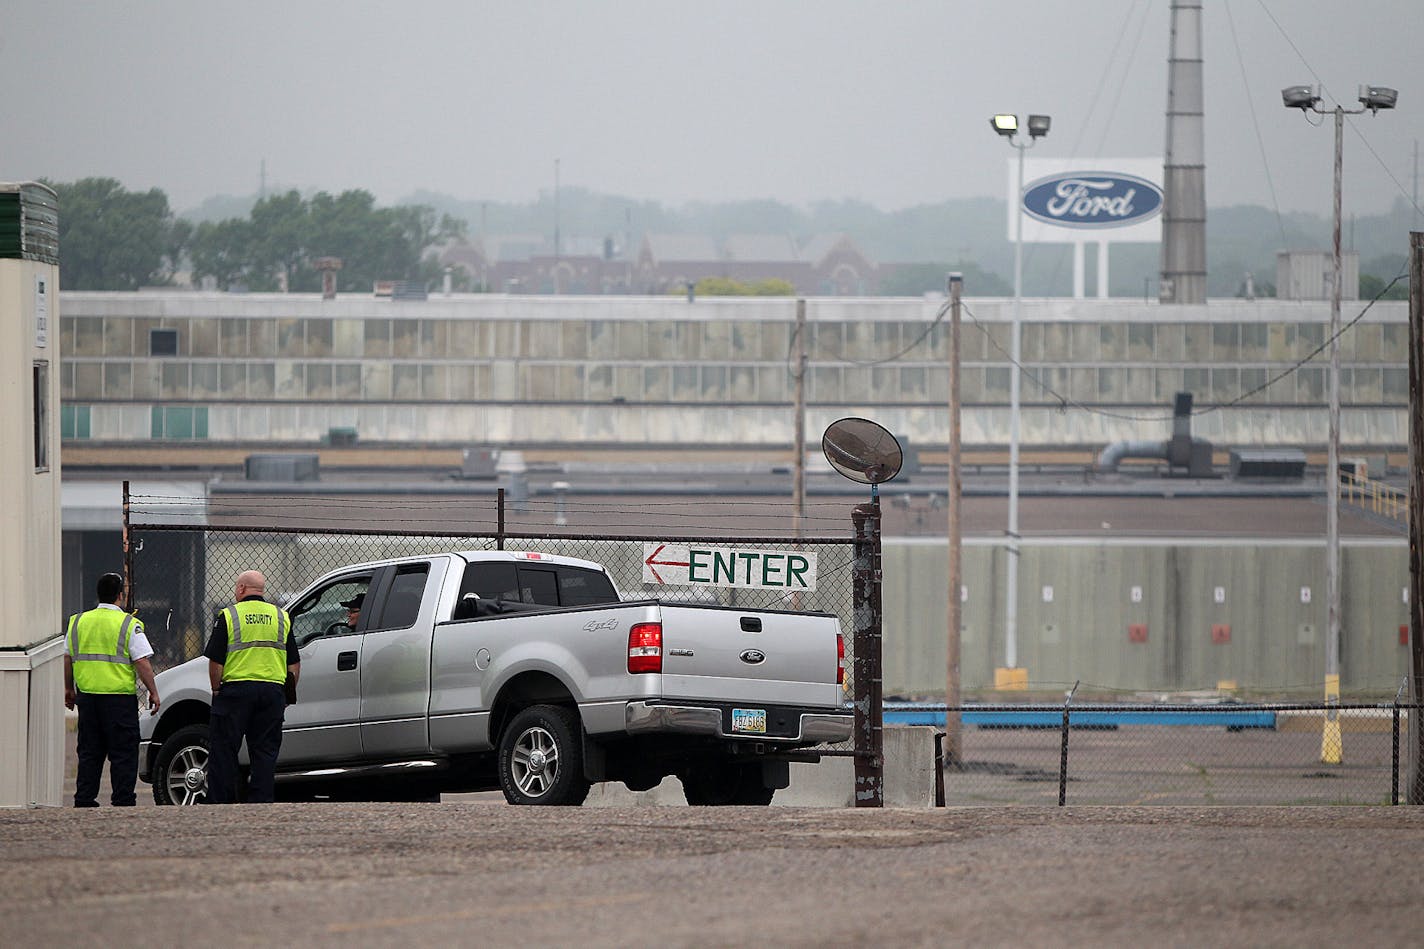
[{"left": 341, "top": 592, "right": 364, "bottom": 628}]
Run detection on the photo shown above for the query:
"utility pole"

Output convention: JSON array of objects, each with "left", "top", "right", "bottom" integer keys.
[
  {"left": 793, "top": 298, "right": 807, "bottom": 540},
  {"left": 945, "top": 274, "right": 964, "bottom": 766},
  {"left": 1408, "top": 230, "right": 1424, "bottom": 804}
]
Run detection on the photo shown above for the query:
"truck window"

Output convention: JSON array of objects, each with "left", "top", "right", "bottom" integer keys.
[
  {"left": 555, "top": 566, "right": 619, "bottom": 606},
  {"left": 371, "top": 563, "right": 429, "bottom": 631},
  {"left": 517, "top": 568, "right": 560, "bottom": 606},
  {"left": 289, "top": 574, "right": 373, "bottom": 645},
  {"left": 460, "top": 563, "right": 519, "bottom": 602}
]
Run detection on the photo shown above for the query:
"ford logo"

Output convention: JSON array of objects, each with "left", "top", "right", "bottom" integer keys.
[
  {"left": 1022, "top": 171, "right": 1163, "bottom": 229},
  {"left": 739, "top": 649, "right": 766, "bottom": 665}
]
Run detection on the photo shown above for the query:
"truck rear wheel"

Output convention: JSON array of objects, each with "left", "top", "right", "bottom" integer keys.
[
  {"left": 497, "top": 705, "right": 591, "bottom": 806},
  {"left": 681, "top": 763, "right": 775, "bottom": 806}
]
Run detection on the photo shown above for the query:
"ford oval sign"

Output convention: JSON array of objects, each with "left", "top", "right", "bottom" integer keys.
[
  {"left": 739, "top": 649, "right": 766, "bottom": 665},
  {"left": 1022, "top": 171, "right": 1163, "bottom": 229}
]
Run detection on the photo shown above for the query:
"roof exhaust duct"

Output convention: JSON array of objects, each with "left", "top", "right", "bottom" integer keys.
[{"left": 1159, "top": 0, "right": 1207, "bottom": 304}]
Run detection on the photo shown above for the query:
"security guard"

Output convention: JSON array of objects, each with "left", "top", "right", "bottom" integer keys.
[
  {"left": 64, "top": 572, "right": 160, "bottom": 807},
  {"left": 204, "top": 569, "right": 300, "bottom": 804}
]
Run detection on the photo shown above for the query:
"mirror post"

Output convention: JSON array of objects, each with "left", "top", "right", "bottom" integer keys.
[
  {"left": 852, "top": 497, "right": 884, "bottom": 807},
  {"left": 819, "top": 416, "right": 899, "bottom": 808}
]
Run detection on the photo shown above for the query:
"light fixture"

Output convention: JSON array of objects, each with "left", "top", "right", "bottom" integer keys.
[
  {"left": 1281, "top": 85, "right": 1320, "bottom": 110},
  {"left": 1358, "top": 85, "right": 1398, "bottom": 112},
  {"left": 990, "top": 114, "right": 1017, "bottom": 137},
  {"left": 1027, "top": 114, "right": 1052, "bottom": 138}
]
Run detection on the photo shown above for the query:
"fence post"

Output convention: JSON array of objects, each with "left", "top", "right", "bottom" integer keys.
[
  {"left": 1058, "top": 680, "right": 1079, "bottom": 806},
  {"left": 934, "top": 731, "right": 946, "bottom": 807},
  {"left": 1393, "top": 677, "right": 1407, "bottom": 805},
  {"left": 852, "top": 499, "right": 884, "bottom": 807},
  {"left": 122, "top": 479, "right": 133, "bottom": 605},
  {"left": 497, "top": 487, "right": 506, "bottom": 551}
]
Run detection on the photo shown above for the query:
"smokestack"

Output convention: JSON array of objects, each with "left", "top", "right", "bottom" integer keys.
[{"left": 1160, "top": 0, "right": 1207, "bottom": 304}]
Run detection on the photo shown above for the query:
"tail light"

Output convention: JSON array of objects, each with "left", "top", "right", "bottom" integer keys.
[
  {"left": 628, "top": 622, "right": 662, "bottom": 674},
  {"left": 836, "top": 633, "right": 846, "bottom": 686}
]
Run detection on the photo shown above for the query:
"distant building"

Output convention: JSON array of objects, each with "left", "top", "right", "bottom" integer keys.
[
  {"left": 637, "top": 232, "right": 875, "bottom": 295},
  {"left": 443, "top": 232, "right": 877, "bottom": 296},
  {"left": 1276, "top": 250, "right": 1360, "bottom": 302}
]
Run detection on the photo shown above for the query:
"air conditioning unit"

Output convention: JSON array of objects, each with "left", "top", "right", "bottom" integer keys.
[{"left": 460, "top": 447, "right": 500, "bottom": 479}]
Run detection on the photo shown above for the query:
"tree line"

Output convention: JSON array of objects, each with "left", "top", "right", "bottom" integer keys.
[
  {"left": 45, "top": 178, "right": 465, "bottom": 293},
  {"left": 40, "top": 177, "right": 1412, "bottom": 299}
]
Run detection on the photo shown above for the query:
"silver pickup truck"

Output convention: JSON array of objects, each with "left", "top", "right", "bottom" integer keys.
[{"left": 140, "top": 550, "right": 851, "bottom": 805}]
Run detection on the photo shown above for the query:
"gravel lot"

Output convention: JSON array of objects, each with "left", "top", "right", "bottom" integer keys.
[{"left": 2, "top": 802, "right": 1421, "bottom": 947}]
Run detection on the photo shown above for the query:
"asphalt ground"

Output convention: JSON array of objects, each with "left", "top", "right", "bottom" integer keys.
[{"left": 3, "top": 803, "right": 1422, "bottom": 948}]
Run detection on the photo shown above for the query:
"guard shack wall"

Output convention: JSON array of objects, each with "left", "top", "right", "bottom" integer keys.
[
  {"left": 883, "top": 539, "right": 1409, "bottom": 695},
  {"left": 0, "top": 195, "right": 65, "bottom": 807}
]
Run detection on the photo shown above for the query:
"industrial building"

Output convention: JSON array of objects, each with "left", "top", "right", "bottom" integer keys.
[{"left": 56, "top": 291, "right": 1408, "bottom": 457}]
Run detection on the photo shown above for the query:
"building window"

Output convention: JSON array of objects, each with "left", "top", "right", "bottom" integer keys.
[
  {"left": 150, "top": 328, "right": 179, "bottom": 356},
  {"left": 151, "top": 406, "right": 209, "bottom": 439},
  {"left": 61, "top": 404, "right": 91, "bottom": 439},
  {"left": 33, "top": 362, "right": 49, "bottom": 470}
]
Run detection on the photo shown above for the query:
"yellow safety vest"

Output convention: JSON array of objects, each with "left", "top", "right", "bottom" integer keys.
[
  {"left": 221, "top": 600, "right": 291, "bottom": 684},
  {"left": 67, "top": 608, "right": 139, "bottom": 695}
]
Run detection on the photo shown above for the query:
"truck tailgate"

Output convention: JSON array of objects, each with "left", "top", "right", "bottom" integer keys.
[{"left": 655, "top": 604, "right": 842, "bottom": 708}]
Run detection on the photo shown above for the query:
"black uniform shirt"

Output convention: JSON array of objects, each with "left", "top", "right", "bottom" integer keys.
[{"left": 204, "top": 594, "right": 301, "bottom": 666}]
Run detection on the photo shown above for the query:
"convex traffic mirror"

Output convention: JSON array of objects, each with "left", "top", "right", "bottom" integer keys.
[{"left": 821, "top": 417, "right": 903, "bottom": 485}]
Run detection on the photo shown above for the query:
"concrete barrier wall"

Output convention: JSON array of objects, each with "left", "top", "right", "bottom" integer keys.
[{"left": 884, "top": 539, "right": 1410, "bottom": 694}]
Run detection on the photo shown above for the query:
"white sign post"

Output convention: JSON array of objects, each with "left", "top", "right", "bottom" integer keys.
[{"left": 642, "top": 543, "right": 818, "bottom": 592}]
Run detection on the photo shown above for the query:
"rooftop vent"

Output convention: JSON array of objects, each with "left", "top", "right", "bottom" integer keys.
[{"left": 245, "top": 453, "right": 319, "bottom": 482}]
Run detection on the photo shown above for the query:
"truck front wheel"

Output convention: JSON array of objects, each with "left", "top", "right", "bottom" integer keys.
[
  {"left": 152, "top": 724, "right": 210, "bottom": 806},
  {"left": 681, "top": 763, "right": 775, "bottom": 806},
  {"left": 497, "top": 705, "right": 591, "bottom": 806}
]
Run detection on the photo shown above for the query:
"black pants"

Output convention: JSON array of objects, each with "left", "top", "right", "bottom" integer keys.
[
  {"left": 206, "top": 681, "right": 286, "bottom": 804},
  {"left": 74, "top": 691, "right": 139, "bottom": 807}
]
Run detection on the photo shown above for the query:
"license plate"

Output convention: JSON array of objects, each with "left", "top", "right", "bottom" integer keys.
[{"left": 732, "top": 708, "right": 767, "bottom": 734}]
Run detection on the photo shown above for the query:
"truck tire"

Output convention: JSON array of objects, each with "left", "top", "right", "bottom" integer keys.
[
  {"left": 152, "top": 724, "right": 210, "bottom": 806},
  {"left": 681, "top": 763, "right": 776, "bottom": 806},
  {"left": 497, "top": 705, "right": 591, "bottom": 806}
]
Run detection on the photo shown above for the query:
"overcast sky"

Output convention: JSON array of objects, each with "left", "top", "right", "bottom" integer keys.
[{"left": 2, "top": 0, "right": 1420, "bottom": 219}]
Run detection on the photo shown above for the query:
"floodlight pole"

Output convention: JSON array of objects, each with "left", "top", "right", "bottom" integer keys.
[
  {"left": 1324, "top": 103, "right": 1344, "bottom": 765},
  {"left": 991, "top": 117, "right": 1045, "bottom": 686},
  {"left": 1006, "top": 134, "right": 1026, "bottom": 677},
  {"left": 1285, "top": 88, "right": 1392, "bottom": 763}
]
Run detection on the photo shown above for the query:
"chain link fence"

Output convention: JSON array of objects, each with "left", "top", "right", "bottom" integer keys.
[
  {"left": 124, "top": 492, "right": 1422, "bottom": 807},
  {"left": 128, "top": 523, "right": 859, "bottom": 674},
  {"left": 899, "top": 701, "right": 1422, "bottom": 806}
]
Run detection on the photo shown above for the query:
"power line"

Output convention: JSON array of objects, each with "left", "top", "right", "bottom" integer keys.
[{"left": 1225, "top": 0, "right": 1288, "bottom": 247}]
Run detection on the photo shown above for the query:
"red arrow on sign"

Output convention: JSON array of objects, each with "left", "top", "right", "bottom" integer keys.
[{"left": 643, "top": 544, "right": 690, "bottom": 584}]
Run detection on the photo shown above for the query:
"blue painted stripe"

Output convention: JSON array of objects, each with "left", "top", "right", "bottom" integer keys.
[{"left": 884, "top": 709, "right": 1277, "bottom": 728}]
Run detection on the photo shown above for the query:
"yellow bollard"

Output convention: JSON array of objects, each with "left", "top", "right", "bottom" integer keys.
[
  {"left": 994, "top": 667, "right": 1028, "bottom": 691},
  {"left": 1320, "top": 673, "right": 1342, "bottom": 765}
]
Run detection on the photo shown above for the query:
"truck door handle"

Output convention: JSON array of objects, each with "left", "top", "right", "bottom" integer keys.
[
  {"left": 740, "top": 617, "right": 762, "bottom": 632},
  {"left": 337, "top": 651, "right": 358, "bottom": 671}
]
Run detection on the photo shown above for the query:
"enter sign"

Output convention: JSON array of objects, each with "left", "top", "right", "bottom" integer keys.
[{"left": 642, "top": 544, "right": 818, "bottom": 591}]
